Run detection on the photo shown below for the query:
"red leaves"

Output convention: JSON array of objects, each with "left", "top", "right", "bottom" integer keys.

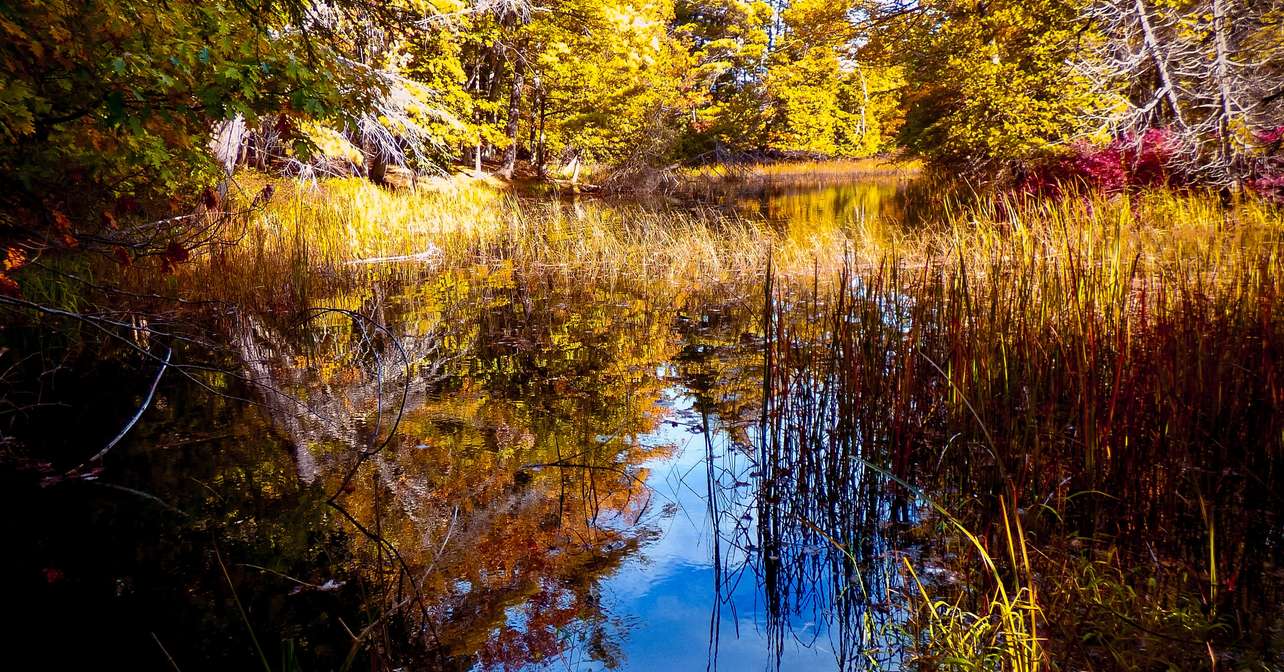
[
  {"left": 160, "top": 240, "right": 190, "bottom": 273},
  {"left": 200, "top": 186, "right": 219, "bottom": 210},
  {"left": 1249, "top": 173, "right": 1284, "bottom": 202},
  {"left": 1022, "top": 128, "right": 1181, "bottom": 196},
  {"left": 1256, "top": 125, "right": 1284, "bottom": 147}
]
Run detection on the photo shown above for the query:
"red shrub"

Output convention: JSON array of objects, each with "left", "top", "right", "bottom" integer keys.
[{"left": 1019, "top": 128, "right": 1180, "bottom": 197}]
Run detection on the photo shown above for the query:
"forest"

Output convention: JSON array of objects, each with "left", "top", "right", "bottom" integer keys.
[
  {"left": 2, "top": 1, "right": 1284, "bottom": 671},
  {"left": 3, "top": 0, "right": 1282, "bottom": 228}
]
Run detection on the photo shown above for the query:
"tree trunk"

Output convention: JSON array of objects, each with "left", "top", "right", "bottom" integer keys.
[
  {"left": 364, "top": 139, "right": 389, "bottom": 186},
  {"left": 500, "top": 53, "right": 525, "bottom": 180},
  {"left": 535, "top": 93, "right": 548, "bottom": 177},
  {"left": 210, "top": 114, "right": 246, "bottom": 175},
  {"left": 1211, "top": 0, "right": 1239, "bottom": 190},
  {"left": 1132, "top": 0, "right": 1186, "bottom": 127},
  {"left": 527, "top": 87, "right": 539, "bottom": 157},
  {"left": 210, "top": 114, "right": 246, "bottom": 199}
]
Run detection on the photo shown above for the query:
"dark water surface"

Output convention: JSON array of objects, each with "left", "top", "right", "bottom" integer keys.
[{"left": 4, "top": 177, "right": 1282, "bottom": 670}]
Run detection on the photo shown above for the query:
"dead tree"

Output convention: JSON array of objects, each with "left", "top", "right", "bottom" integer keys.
[{"left": 1080, "top": 0, "right": 1284, "bottom": 188}]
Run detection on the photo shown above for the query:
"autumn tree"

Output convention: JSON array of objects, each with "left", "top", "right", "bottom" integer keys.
[
  {"left": 0, "top": 0, "right": 378, "bottom": 273},
  {"left": 759, "top": 0, "right": 903, "bottom": 157},
  {"left": 871, "top": 0, "right": 1105, "bottom": 174},
  {"left": 673, "top": 0, "right": 774, "bottom": 156},
  {"left": 537, "top": 2, "right": 693, "bottom": 170}
]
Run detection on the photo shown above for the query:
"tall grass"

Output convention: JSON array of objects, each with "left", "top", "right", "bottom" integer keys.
[
  {"left": 175, "top": 175, "right": 1283, "bottom": 667},
  {"left": 685, "top": 158, "right": 920, "bottom": 183},
  {"left": 901, "top": 498, "right": 1040, "bottom": 671},
  {"left": 745, "top": 187, "right": 1281, "bottom": 667},
  {"left": 198, "top": 177, "right": 1280, "bottom": 297}
]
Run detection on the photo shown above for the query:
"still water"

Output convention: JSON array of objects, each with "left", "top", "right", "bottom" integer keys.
[{"left": 5, "top": 176, "right": 1282, "bottom": 670}]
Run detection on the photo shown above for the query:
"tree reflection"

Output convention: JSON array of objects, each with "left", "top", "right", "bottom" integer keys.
[{"left": 231, "top": 266, "right": 685, "bottom": 669}]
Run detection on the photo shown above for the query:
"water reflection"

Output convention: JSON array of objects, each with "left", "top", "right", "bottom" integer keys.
[
  {"left": 4, "top": 179, "right": 1283, "bottom": 671},
  {"left": 731, "top": 180, "right": 908, "bottom": 231}
]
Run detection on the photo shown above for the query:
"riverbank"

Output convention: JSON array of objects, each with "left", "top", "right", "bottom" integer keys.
[{"left": 199, "top": 169, "right": 1280, "bottom": 290}]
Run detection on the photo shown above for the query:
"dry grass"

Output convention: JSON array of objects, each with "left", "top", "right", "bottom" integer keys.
[
  {"left": 212, "top": 176, "right": 1282, "bottom": 288},
  {"left": 686, "top": 157, "right": 920, "bottom": 182}
]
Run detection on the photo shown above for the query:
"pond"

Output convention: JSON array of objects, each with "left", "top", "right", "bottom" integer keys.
[{"left": 4, "top": 174, "right": 1283, "bottom": 671}]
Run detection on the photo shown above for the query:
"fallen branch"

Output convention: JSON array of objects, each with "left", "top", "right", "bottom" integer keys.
[{"left": 65, "top": 346, "right": 172, "bottom": 478}]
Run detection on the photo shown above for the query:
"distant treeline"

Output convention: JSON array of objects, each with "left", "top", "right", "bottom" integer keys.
[{"left": 1, "top": 0, "right": 1282, "bottom": 267}]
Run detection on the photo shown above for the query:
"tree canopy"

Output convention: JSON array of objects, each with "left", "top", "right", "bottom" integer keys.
[{"left": 1, "top": 0, "right": 1281, "bottom": 259}]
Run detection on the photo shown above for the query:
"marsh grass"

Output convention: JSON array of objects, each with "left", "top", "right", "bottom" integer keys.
[
  {"left": 169, "top": 174, "right": 1284, "bottom": 668},
  {"left": 685, "top": 158, "right": 920, "bottom": 184},
  {"left": 901, "top": 498, "right": 1041, "bottom": 671},
  {"left": 734, "top": 181, "right": 1281, "bottom": 668},
  {"left": 197, "top": 177, "right": 1281, "bottom": 297}
]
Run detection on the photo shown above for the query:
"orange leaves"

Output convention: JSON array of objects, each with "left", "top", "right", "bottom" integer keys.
[
  {"left": 3, "top": 246, "right": 27, "bottom": 273},
  {"left": 0, "top": 246, "right": 27, "bottom": 297},
  {"left": 50, "top": 209, "right": 78, "bottom": 249}
]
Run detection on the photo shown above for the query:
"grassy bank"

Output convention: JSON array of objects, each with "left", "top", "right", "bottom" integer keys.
[
  {"left": 201, "top": 175, "right": 1282, "bottom": 290},
  {"left": 162, "top": 173, "right": 1284, "bottom": 669}
]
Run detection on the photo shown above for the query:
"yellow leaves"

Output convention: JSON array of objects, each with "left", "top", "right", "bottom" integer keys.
[
  {"left": 604, "top": 4, "right": 661, "bottom": 33},
  {"left": 299, "top": 121, "right": 364, "bottom": 165}
]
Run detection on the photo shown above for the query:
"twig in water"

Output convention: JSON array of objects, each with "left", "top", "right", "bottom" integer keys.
[
  {"left": 65, "top": 346, "right": 172, "bottom": 479},
  {"left": 215, "top": 543, "right": 273, "bottom": 672},
  {"left": 152, "top": 632, "right": 182, "bottom": 672}
]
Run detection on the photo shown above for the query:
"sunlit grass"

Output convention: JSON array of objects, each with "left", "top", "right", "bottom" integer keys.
[
  {"left": 686, "top": 157, "right": 921, "bottom": 182},
  {"left": 210, "top": 176, "right": 1282, "bottom": 293},
  {"left": 211, "top": 177, "right": 841, "bottom": 290},
  {"left": 902, "top": 499, "right": 1041, "bottom": 671}
]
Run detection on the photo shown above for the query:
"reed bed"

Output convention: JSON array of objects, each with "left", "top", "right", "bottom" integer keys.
[
  {"left": 184, "top": 175, "right": 1282, "bottom": 668},
  {"left": 749, "top": 189, "right": 1282, "bottom": 668},
  {"left": 685, "top": 158, "right": 920, "bottom": 184},
  {"left": 206, "top": 177, "right": 1281, "bottom": 293}
]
